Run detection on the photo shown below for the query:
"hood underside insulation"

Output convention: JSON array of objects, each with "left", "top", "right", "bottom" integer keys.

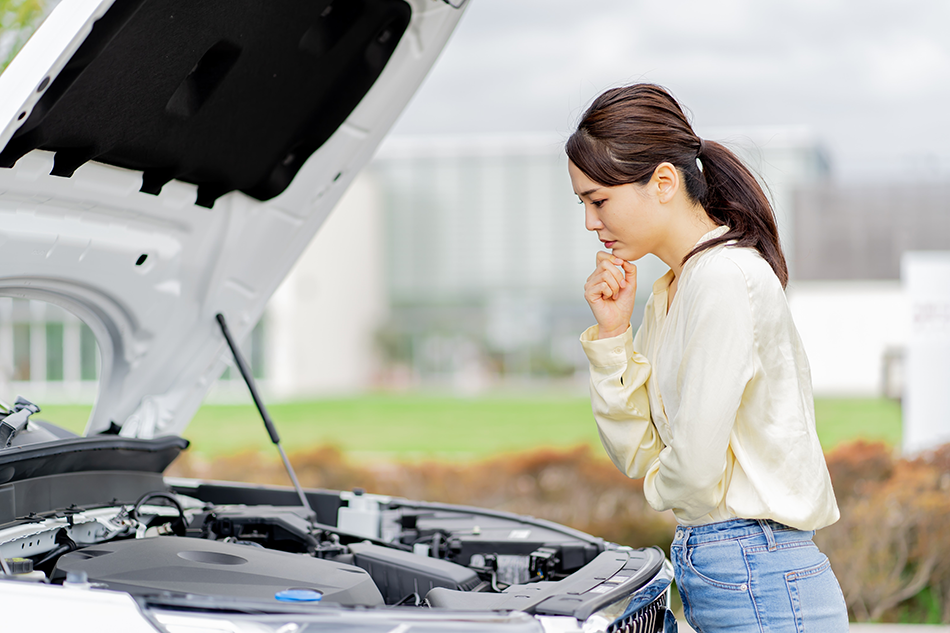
[{"left": 0, "top": 0, "right": 411, "bottom": 208}]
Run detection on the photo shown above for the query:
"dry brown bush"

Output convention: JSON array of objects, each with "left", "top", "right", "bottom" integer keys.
[
  {"left": 824, "top": 440, "right": 894, "bottom": 502},
  {"left": 817, "top": 441, "right": 950, "bottom": 623}
]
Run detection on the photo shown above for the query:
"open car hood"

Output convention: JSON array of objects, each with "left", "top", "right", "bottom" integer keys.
[{"left": 0, "top": 0, "right": 467, "bottom": 438}]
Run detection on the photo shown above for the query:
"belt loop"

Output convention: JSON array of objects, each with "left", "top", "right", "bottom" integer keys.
[
  {"left": 682, "top": 526, "right": 692, "bottom": 545},
  {"left": 758, "top": 519, "right": 776, "bottom": 551}
]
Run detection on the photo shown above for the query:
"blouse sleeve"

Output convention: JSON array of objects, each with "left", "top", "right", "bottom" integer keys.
[
  {"left": 580, "top": 323, "right": 664, "bottom": 479},
  {"left": 642, "top": 257, "right": 756, "bottom": 522}
]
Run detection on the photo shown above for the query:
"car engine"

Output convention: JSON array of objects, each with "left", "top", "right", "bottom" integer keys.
[{"left": 0, "top": 418, "right": 672, "bottom": 632}]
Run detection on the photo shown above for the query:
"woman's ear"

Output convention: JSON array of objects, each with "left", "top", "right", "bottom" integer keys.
[{"left": 650, "top": 162, "right": 680, "bottom": 203}]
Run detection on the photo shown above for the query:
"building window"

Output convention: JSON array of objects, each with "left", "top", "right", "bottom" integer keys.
[
  {"left": 46, "top": 322, "right": 64, "bottom": 381},
  {"left": 0, "top": 298, "right": 100, "bottom": 395},
  {"left": 251, "top": 319, "right": 265, "bottom": 380},
  {"left": 80, "top": 323, "right": 99, "bottom": 381},
  {"left": 220, "top": 318, "right": 266, "bottom": 381},
  {"left": 12, "top": 322, "right": 30, "bottom": 381}
]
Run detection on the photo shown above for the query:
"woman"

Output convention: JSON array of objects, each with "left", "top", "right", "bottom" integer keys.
[{"left": 567, "top": 84, "right": 848, "bottom": 632}]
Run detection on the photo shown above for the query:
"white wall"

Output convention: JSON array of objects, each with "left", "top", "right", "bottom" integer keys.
[
  {"left": 265, "top": 174, "right": 386, "bottom": 398},
  {"left": 902, "top": 252, "right": 950, "bottom": 454},
  {"left": 788, "top": 281, "right": 907, "bottom": 397}
]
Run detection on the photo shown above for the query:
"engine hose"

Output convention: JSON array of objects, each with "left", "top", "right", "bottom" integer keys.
[{"left": 131, "top": 491, "right": 187, "bottom": 536}]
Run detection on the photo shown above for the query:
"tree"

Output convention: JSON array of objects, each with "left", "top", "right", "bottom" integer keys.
[{"left": 1, "top": 0, "right": 47, "bottom": 72}]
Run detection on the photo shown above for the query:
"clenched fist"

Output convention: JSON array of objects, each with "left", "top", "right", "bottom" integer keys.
[{"left": 585, "top": 251, "right": 637, "bottom": 339}]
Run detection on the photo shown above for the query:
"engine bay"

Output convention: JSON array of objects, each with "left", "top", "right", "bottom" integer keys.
[{"left": 1, "top": 475, "right": 666, "bottom": 618}]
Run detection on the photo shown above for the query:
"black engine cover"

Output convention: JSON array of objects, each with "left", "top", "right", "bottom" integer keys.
[{"left": 52, "top": 536, "right": 384, "bottom": 606}]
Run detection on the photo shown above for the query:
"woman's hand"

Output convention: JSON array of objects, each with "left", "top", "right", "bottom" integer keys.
[{"left": 585, "top": 252, "right": 637, "bottom": 339}]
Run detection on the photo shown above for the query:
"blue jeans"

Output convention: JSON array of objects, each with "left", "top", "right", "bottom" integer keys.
[{"left": 670, "top": 519, "right": 848, "bottom": 632}]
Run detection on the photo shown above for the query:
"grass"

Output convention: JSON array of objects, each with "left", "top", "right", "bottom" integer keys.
[
  {"left": 813, "top": 397, "right": 902, "bottom": 450},
  {"left": 38, "top": 395, "right": 902, "bottom": 461}
]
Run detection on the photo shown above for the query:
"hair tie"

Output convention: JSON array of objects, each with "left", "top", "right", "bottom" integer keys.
[{"left": 695, "top": 138, "right": 706, "bottom": 173}]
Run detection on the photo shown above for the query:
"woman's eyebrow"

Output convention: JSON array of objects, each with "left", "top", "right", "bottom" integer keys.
[{"left": 577, "top": 187, "right": 602, "bottom": 197}]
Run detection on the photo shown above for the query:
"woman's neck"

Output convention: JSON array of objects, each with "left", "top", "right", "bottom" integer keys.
[
  {"left": 658, "top": 204, "right": 719, "bottom": 280},
  {"left": 657, "top": 203, "right": 718, "bottom": 312}
]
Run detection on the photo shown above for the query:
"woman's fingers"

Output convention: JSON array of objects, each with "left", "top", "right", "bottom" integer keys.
[
  {"left": 586, "top": 271, "right": 619, "bottom": 300},
  {"left": 598, "top": 269, "right": 622, "bottom": 298},
  {"left": 620, "top": 260, "right": 637, "bottom": 294},
  {"left": 585, "top": 252, "right": 637, "bottom": 319},
  {"left": 594, "top": 251, "right": 627, "bottom": 287},
  {"left": 588, "top": 252, "right": 632, "bottom": 297},
  {"left": 585, "top": 254, "right": 637, "bottom": 338}
]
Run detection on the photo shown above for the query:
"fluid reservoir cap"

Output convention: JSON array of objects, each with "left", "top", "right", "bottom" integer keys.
[
  {"left": 275, "top": 588, "right": 323, "bottom": 602},
  {"left": 5, "top": 557, "right": 33, "bottom": 574}
]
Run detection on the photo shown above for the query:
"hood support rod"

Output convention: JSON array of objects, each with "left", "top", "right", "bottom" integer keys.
[{"left": 215, "top": 313, "right": 315, "bottom": 522}]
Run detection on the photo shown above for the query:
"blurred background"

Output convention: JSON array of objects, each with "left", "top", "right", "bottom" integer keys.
[
  {"left": 4, "top": 0, "right": 950, "bottom": 623},
  {"left": 3, "top": 0, "right": 946, "bottom": 445}
]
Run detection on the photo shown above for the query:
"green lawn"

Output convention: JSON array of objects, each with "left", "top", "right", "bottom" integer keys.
[
  {"left": 813, "top": 397, "right": 902, "bottom": 450},
  {"left": 38, "top": 395, "right": 902, "bottom": 461}
]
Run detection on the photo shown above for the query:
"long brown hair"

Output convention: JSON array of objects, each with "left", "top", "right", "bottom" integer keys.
[{"left": 566, "top": 84, "right": 788, "bottom": 288}]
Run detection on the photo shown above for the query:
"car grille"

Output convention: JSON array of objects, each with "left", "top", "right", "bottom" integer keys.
[{"left": 606, "top": 592, "right": 667, "bottom": 633}]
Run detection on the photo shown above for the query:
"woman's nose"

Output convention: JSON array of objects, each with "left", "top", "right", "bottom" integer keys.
[{"left": 585, "top": 206, "right": 603, "bottom": 232}]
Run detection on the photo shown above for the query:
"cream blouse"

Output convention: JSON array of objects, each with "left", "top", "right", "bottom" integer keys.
[{"left": 580, "top": 227, "right": 839, "bottom": 530}]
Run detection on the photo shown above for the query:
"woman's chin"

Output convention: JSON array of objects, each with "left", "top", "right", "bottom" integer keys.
[{"left": 612, "top": 248, "right": 641, "bottom": 262}]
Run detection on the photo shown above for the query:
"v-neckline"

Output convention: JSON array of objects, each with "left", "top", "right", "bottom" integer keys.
[
  {"left": 652, "top": 270, "right": 675, "bottom": 321},
  {"left": 666, "top": 276, "right": 678, "bottom": 315},
  {"left": 656, "top": 224, "right": 731, "bottom": 318}
]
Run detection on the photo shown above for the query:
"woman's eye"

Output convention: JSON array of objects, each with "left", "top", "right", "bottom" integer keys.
[{"left": 591, "top": 199, "right": 605, "bottom": 208}]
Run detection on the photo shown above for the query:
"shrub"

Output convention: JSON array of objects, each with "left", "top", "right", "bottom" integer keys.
[
  {"left": 824, "top": 439, "right": 894, "bottom": 503},
  {"left": 818, "top": 441, "right": 950, "bottom": 623}
]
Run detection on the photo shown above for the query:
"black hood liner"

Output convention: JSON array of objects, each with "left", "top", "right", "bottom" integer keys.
[
  {"left": 0, "top": 434, "right": 188, "bottom": 485},
  {"left": 0, "top": 0, "right": 411, "bottom": 208}
]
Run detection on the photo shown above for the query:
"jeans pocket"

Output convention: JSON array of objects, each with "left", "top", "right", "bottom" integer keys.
[
  {"left": 685, "top": 540, "right": 749, "bottom": 590},
  {"left": 784, "top": 556, "right": 849, "bottom": 633},
  {"left": 675, "top": 541, "right": 757, "bottom": 632}
]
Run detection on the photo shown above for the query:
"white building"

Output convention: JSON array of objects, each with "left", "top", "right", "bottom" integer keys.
[{"left": 789, "top": 181, "right": 950, "bottom": 397}]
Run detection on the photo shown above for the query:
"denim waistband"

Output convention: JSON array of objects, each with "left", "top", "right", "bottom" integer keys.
[{"left": 672, "top": 518, "right": 808, "bottom": 550}]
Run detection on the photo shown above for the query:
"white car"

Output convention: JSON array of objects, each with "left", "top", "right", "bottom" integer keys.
[{"left": 0, "top": 1, "right": 676, "bottom": 631}]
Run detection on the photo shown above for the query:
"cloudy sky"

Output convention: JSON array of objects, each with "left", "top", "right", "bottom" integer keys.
[{"left": 392, "top": 0, "right": 950, "bottom": 181}]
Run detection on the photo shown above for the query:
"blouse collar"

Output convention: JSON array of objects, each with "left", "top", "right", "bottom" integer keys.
[
  {"left": 696, "top": 224, "right": 730, "bottom": 246},
  {"left": 651, "top": 225, "right": 731, "bottom": 296}
]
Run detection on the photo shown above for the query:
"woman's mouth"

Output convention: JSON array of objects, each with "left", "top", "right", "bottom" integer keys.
[{"left": 602, "top": 240, "right": 616, "bottom": 249}]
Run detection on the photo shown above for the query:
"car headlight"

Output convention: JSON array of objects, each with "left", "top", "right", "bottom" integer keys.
[{"left": 579, "top": 560, "right": 676, "bottom": 633}]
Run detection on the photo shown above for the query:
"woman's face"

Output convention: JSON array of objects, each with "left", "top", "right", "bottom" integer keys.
[{"left": 568, "top": 160, "right": 666, "bottom": 262}]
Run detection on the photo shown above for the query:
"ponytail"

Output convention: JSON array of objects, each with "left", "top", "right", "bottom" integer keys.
[
  {"left": 689, "top": 140, "right": 788, "bottom": 287},
  {"left": 567, "top": 84, "right": 788, "bottom": 288}
]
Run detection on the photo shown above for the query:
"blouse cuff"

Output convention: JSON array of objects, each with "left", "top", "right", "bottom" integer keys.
[{"left": 580, "top": 324, "right": 634, "bottom": 368}]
